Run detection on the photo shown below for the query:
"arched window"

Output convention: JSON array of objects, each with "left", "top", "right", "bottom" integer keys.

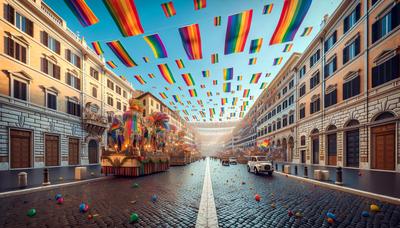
[
  {"left": 300, "top": 136, "right": 306, "bottom": 146},
  {"left": 374, "top": 112, "right": 395, "bottom": 121}
]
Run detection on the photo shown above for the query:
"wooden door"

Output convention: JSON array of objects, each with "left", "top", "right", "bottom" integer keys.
[
  {"left": 88, "top": 140, "right": 98, "bottom": 164},
  {"left": 10, "top": 130, "right": 31, "bottom": 168},
  {"left": 45, "top": 135, "right": 59, "bottom": 166},
  {"left": 312, "top": 136, "right": 319, "bottom": 164},
  {"left": 68, "top": 138, "right": 79, "bottom": 165},
  {"left": 327, "top": 133, "right": 337, "bottom": 166},
  {"left": 346, "top": 130, "right": 359, "bottom": 167},
  {"left": 371, "top": 124, "right": 395, "bottom": 170}
]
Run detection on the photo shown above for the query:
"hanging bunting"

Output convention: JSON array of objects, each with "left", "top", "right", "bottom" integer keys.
[
  {"left": 65, "top": 0, "right": 99, "bottom": 27},
  {"left": 223, "top": 67, "right": 233, "bottom": 81},
  {"left": 143, "top": 34, "right": 168, "bottom": 58},
  {"left": 265, "top": 73, "right": 271, "bottom": 77},
  {"left": 161, "top": 2, "right": 176, "bottom": 18},
  {"left": 200, "top": 84, "right": 206, "bottom": 88},
  {"left": 269, "top": 0, "right": 312, "bottom": 45},
  {"left": 213, "top": 80, "right": 218, "bottom": 85},
  {"left": 157, "top": 63, "right": 176, "bottom": 84},
  {"left": 221, "top": 98, "right": 227, "bottom": 105},
  {"left": 232, "top": 97, "right": 238, "bottom": 105},
  {"left": 224, "top": 9, "right": 253, "bottom": 54},
  {"left": 223, "top": 82, "right": 231, "bottom": 92},
  {"left": 106, "top": 60, "right": 117, "bottom": 69},
  {"left": 262, "top": 4, "right": 273, "bottom": 15},
  {"left": 159, "top": 92, "right": 167, "bottom": 99},
  {"left": 260, "top": 82, "right": 268, "bottom": 89},
  {"left": 283, "top": 43, "right": 293, "bottom": 52},
  {"left": 211, "top": 53, "right": 219, "bottom": 64},
  {"left": 194, "top": 0, "right": 206, "bottom": 10},
  {"left": 134, "top": 75, "right": 146, "bottom": 84},
  {"left": 209, "top": 108, "right": 215, "bottom": 116},
  {"left": 250, "top": 73, "right": 262, "bottom": 83},
  {"left": 243, "top": 89, "right": 250, "bottom": 97},
  {"left": 143, "top": 57, "right": 149, "bottom": 63},
  {"left": 182, "top": 110, "right": 189, "bottom": 115},
  {"left": 107, "top": 40, "right": 137, "bottom": 67},
  {"left": 182, "top": 73, "right": 195, "bottom": 86},
  {"left": 237, "top": 85, "right": 242, "bottom": 91},
  {"left": 188, "top": 89, "right": 198, "bottom": 97},
  {"left": 104, "top": 0, "right": 144, "bottom": 37},
  {"left": 148, "top": 73, "right": 155, "bottom": 79},
  {"left": 214, "top": 16, "right": 221, "bottom": 26},
  {"left": 248, "top": 57, "right": 257, "bottom": 65},
  {"left": 249, "top": 38, "right": 263, "bottom": 54},
  {"left": 300, "top": 26, "right": 313, "bottom": 36},
  {"left": 172, "top": 95, "right": 181, "bottom": 103},
  {"left": 237, "top": 75, "right": 242, "bottom": 81},
  {"left": 197, "top": 100, "right": 203, "bottom": 105},
  {"left": 202, "top": 70, "right": 210, "bottom": 78},
  {"left": 207, "top": 91, "right": 213, "bottom": 97},
  {"left": 179, "top": 24, "right": 203, "bottom": 60},
  {"left": 175, "top": 59, "right": 185, "bottom": 69},
  {"left": 91, "top": 41, "right": 103, "bottom": 55},
  {"left": 273, "top": 57, "right": 283, "bottom": 65}
]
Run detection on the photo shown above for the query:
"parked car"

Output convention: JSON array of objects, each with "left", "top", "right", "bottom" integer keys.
[
  {"left": 229, "top": 157, "right": 237, "bottom": 165},
  {"left": 222, "top": 158, "right": 230, "bottom": 166},
  {"left": 247, "top": 156, "right": 273, "bottom": 175}
]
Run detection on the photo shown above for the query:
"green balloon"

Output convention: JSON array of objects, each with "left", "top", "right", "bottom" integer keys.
[
  {"left": 132, "top": 183, "right": 139, "bottom": 188},
  {"left": 129, "top": 213, "right": 139, "bottom": 223},
  {"left": 27, "top": 208, "right": 36, "bottom": 217}
]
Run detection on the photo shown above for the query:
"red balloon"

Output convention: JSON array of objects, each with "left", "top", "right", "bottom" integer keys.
[{"left": 255, "top": 194, "right": 261, "bottom": 202}]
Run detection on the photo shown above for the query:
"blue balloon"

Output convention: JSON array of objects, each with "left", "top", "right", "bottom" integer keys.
[
  {"left": 55, "top": 193, "right": 62, "bottom": 200},
  {"left": 151, "top": 195, "right": 158, "bottom": 202},
  {"left": 361, "top": 211, "right": 370, "bottom": 217},
  {"left": 326, "top": 212, "right": 336, "bottom": 220},
  {"left": 79, "top": 203, "right": 86, "bottom": 212}
]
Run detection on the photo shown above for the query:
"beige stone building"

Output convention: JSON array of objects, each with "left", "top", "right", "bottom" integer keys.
[{"left": 0, "top": 0, "right": 135, "bottom": 170}]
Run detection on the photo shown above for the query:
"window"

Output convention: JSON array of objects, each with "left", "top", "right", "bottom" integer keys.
[
  {"left": 268, "top": 125, "right": 272, "bottom": 133},
  {"left": 343, "top": 36, "right": 360, "bottom": 64},
  {"left": 107, "top": 96, "right": 113, "bottom": 106},
  {"left": 282, "top": 117, "right": 288, "bottom": 127},
  {"left": 299, "top": 84, "right": 306, "bottom": 97},
  {"left": 143, "top": 109, "right": 146, "bottom": 117},
  {"left": 116, "top": 86, "right": 121, "bottom": 95},
  {"left": 67, "top": 100, "right": 81, "bottom": 117},
  {"left": 310, "top": 98, "right": 320, "bottom": 114},
  {"left": 343, "top": 75, "right": 360, "bottom": 100},
  {"left": 372, "top": 4, "right": 399, "bottom": 43},
  {"left": 123, "top": 90, "right": 127, "bottom": 98},
  {"left": 66, "top": 73, "right": 80, "bottom": 90},
  {"left": 90, "top": 67, "right": 99, "bottom": 80},
  {"left": 289, "top": 80, "right": 294, "bottom": 89},
  {"left": 272, "top": 123, "right": 276, "bottom": 131},
  {"left": 268, "top": 112, "right": 271, "bottom": 119},
  {"left": 143, "top": 99, "right": 146, "bottom": 106},
  {"left": 372, "top": 54, "right": 399, "bottom": 87},
  {"left": 4, "top": 5, "right": 34, "bottom": 37},
  {"left": 41, "top": 58, "right": 60, "bottom": 79},
  {"left": 4, "top": 36, "right": 27, "bottom": 63},
  {"left": 310, "top": 72, "right": 320, "bottom": 89},
  {"left": 288, "top": 95, "right": 294, "bottom": 105},
  {"left": 151, "top": 100, "right": 154, "bottom": 106},
  {"left": 324, "top": 56, "right": 337, "bottom": 78},
  {"left": 325, "top": 89, "right": 337, "bottom": 108},
  {"left": 123, "top": 104, "right": 127, "bottom": 111},
  {"left": 41, "top": 31, "right": 60, "bottom": 54},
  {"left": 107, "top": 80, "right": 114, "bottom": 90},
  {"left": 92, "top": 87, "right": 97, "bottom": 98},
  {"left": 344, "top": 4, "right": 361, "bottom": 34},
  {"left": 324, "top": 31, "right": 337, "bottom": 53},
  {"left": 289, "top": 114, "right": 294, "bottom": 124},
  {"left": 310, "top": 49, "right": 320, "bottom": 68},
  {"left": 301, "top": 136, "right": 306, "bottom": 146},
  {"left": 282, "top": 100, "right": 288, "bottom": 109},
  {"left": 13, "top": 79, "right": 27, "bottom": 101},
  {"left": 116, "top": 101, "right": 121, "bottom": 110},
  {"left": 299, "top": 66, "right": 306, "bottom": 78},
  {"left": 299, "top": 106, "right": 305, "bottom": 119},
  {"left": 282, "top": 87, "right": 287, "bottom": 95},
  {"left": 371, "top": 0, "right": 380, "bottom": 6},
  {"left": 277, "top": 105, "right": 281, "bottom": 113},
  {"left": 66, "top": 49, "right": 81, "bottom": 68},
  {"left": 47, "top": 93, "right": 57, "bottom": 110},
  {"left": 272, "top": 109, "right": 276, "bottom": 116},
  {"left": 277, "top": 120, "right": 281, "bottom": 130}
]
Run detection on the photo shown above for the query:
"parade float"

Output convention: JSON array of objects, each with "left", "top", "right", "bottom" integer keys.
[
  {"left": 169, "top": 130, "right": 193, "bottom": 166},
  {"left": 101, "top": 98, "right": 170, "bottom": 176}
]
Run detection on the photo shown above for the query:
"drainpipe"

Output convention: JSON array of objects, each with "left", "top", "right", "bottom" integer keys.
[{"left": 364, "top": 0, "right": 369, "bottom": 169}]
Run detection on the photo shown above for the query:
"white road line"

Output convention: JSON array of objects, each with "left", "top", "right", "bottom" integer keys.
[{"left": 196, "top": 157, "right": 219, "bottom": 228}]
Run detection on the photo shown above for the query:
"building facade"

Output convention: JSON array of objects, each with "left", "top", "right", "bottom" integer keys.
[{"left": 0, "top": 0, "right": 134, "bottom": 170}]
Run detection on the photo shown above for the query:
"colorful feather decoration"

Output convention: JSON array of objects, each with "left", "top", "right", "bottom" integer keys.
[
  {"left": 211, "top": 53, "right": 219, "bottom": 64},
  {"left": 223, "top": 67, "right": 233, "bottom": 81},
  {"left": 283, "top": 43, "right": 293, "bottom": 52},
  {"left": 106, "top": 40, "right": 137, "bottom": 67},
  {"left": 103, "top": 0, "right": 144, "bottom": 37},
  {"left": 224, "top": 9, "right": 253, "bottom": 54},
  {"left": 182, "top": 73, "right": 195, "bottom": 86},
  {"left": 249, "top": 38, "right": 263, "bottom": 54},
  {"left": 269, "top": 0, "right": 312, "bottom": 45},
  {"left": 179, "top": 24, "right": 203, "bottom": 60},
  {"left": 273, "top": 57, "right": 283, "bottom": 65},
  {"left": 249, "top": 57, "right": 257, "bottom": 65},
  {"left": 161, "top": 2, "right": 176, "bottom": 18},
  {"left": 157, "top": 63, "right": 176, "bottom": 84},
  {"left": 202, "top": 70, "right": 210, "bottom": 78},
  {"left": 189, "top": 89, "right": 198, "bottom": 97},
  {"left": 250, "top": 73, "right": 262, "bottom": 83},
  {"left": 262, "top": 4, "right": 273, "bottom": 15},
  {"left": 106, "top": 60, "right": 117, "bottom": 69},
  {"left": 194, "top": 0, "right": 206, "bottom": 10},
  {"left": 65, "top": 0, "right": 99, "bottom": 27},
  {"left": 143, "top": 34, "right": 168, "bottom": 58},
  {"left": 300, "top": 26, "right": 313, "bottom": 36},
  {"left": 223, "top": 82, "right": 231, "bottom": 92},
  {"left": 91, "top": 41, "right": 103, "bottom": 55},
  {"left": 134, "top": 75, "right": 146, "bottom": 84},
  {"left": 175, "top": 59, "right": 185, "bottom": 69},
  {"left": 214, "top": 16, "right": 221, "bottom": 26}
]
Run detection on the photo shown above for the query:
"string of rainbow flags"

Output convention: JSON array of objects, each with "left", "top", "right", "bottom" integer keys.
[{"left": 65, "top": 0, "right": 313, "bottom": 122}]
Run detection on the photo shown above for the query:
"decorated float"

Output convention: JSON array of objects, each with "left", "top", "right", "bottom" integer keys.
[
  {"left": 101, "top": 98, "right": 170, "bottom": 176},
  {"left": 169, "top": 130, "right": 194, "bottom": 166}
]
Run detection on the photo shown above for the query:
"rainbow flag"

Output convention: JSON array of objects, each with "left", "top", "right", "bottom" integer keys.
[
  {"left": 207, "top": 91, "right": 212, "bottom": 97},
  {"left": 260, "top": 82, "right": 268, "bottom": 89},
  {"left": 237, "top": 85, "right": 242, "bottom": 91},
  {"left": 237, "top": 76, "right": 242, "bottom": 81},
  {"left": 249, "top": 57, "right": 257, "bottom": 65},
  {"left": 211, "top": 53, "right": 219, "bottom": 64},
  {"left": 249, "top": 96, "right": 254, "bottom": 100},
  {"left": 250, "top": 73, "right": 262, "bottom": 83},
  {"left": 172, "top": 95, "right": 181, "bottom": 103},
  {"left": 107, "top": 40, "right": 137, "bottom": 67},
  {"left": 200, "top": 84, "right": 206, "bottom": 88},
  {"left": 159, "top": 92, "right": 167, "bottom": 99},
  {"left": 104, "top": 0, "right": 144, "bottom": 37},
  {"left": 143, "top": 57, "right": 149, "bottom": 63},
  {"left": 223, "top": 68, "right": 233, "bottom": 81},
  {"left": 148, "top": 73, "right": 155, "bottom": 78},
  {"left": 187, "top": 100, "right": 191, "bottom": 105},
  {"left": 213, "top": 80, "right": 217, "bottom": 85},
  {"left": 202, "top": 70, "right": 210, "bottom": 78},
  {"left": 214, "top": 16, "right": 221, "bottom": 26},
  {"left": 134, "top": 75, "right": 146, "bottom": 84},
  {"left": 179, "top": 24, "right": 202, "bottom": 60},
  {"left": 65, "top": 0, "right": 99, "bottom": 27},
  {"left": 182, "top": 110, "right": 189, "bottom": 115},
  {"left": 209, "top": 108, "right": 215, "bottom": 116},
  {"left": 175, "top": 59, "right": 185, "bottom": 69},
  {"left": 189, "top": 89, "right": 197, "bottom": 97},
  {"left": 178, "top": 86, "right": 182, "bottom": 91},
  {"left": 91, "top": 41, "right": 103, "bottom": 55},
  {"left": 273, "top": 57, "right": 283, "bottom": 65},
  {"left": 182, "top": 73, "right": 195, "bottom": 86},
  {"left": 157, "top": 63, "right": 176, "bottom": 84},
  {"left": 221, "top": 98, "right": 227, "bottom": 105},
  {"left": 184, "top": 116, "right": 189, "bottom": 121},
  {"left": 194, "top": 0, "right": 206, "bottom": 10},
  {"left": 249, "top": 38, "right": 263, "bottom": 54},
  {"left": 243, "top": 89, "right": 250, "bottom": 97},
  {"left": 223, "top": 82, "right": 231, "bottom": 92},
  {"left": 283, "top": 43, "right": 293, "bottom": 52},
  {"left": 143, "top": 34, "right": 168, "bottom": 58},
  {"left": 197, "top": 100, "right": 203, "bottom": 105},
  {"left": 232, "top": 97, "right": 238, "bottom": 105},
  {"left": 106, "top": 60, "right": 117, "bottom": 68},
  {"left": 265, "top": 73, "right": 271, "bottom": 77},
  {"left": 301, "top": 26, "right": 313, "bottom": 36},
  {"left": 262, "top": 4, "right": 273, "bottom": 14},
  {"left": 161, "top": 2, "right": 176, "bottom": 17},
  {"left": 269, "top": 0, "right": 312, "bottom": 45},
  {"left": 224, "top": 9, "right": 253, "bottom": 54}
]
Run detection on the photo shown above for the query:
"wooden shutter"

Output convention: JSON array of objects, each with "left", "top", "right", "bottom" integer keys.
[
  {"left": 66, "top": 49, "right": 71, "bottom": 62},
  {"left": 53, "top": 65, "right": 60, "bottom": 79},
  {"left": 26, "top": 19, "right": 34, "bottom": 37},
  {"left": 344, "top": 16, "right": 349, "bottom": 33},
  {"left": 343, "top": 46, "right": 349, "bottom": 63},
  {"left": 21, "top": 46, "right": 26, "bottom": 63},
  {"left": 76, "top": 77, "right": 81, "bottom": 90},
  {"left": 76, "top": 56, "right": 81, "bottom": 68},
  {"left": 55, "top": 40, "right": 60, "bottom": 54},
  {"left": 5, "top": 4, "right": 15, "bottom": 25},
  {"left": 41, "top": 31, "right": 48, "bottom": 46},
  {"left": 66, "top": 73, "right": 71, "bottom": 85}
]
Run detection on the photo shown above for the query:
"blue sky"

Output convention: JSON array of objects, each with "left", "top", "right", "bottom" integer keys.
[{"left": 44, "top": 0, "right": 340, "bottom": 122}]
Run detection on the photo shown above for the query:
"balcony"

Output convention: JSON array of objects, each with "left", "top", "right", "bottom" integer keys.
[{"left": 82, "top": 105, "right": 108, "bottom": 136}]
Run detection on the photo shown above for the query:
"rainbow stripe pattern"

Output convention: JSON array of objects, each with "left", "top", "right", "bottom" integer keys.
[
  {"left": 103, "top": 0, "right": 144, "bottom": 37},
  {"left": 250, "top": 73, "right": 261, "bottom": 83},
  {"left": 182, "top": 110, "right": 189, "bottom": 115},
  {"left": 134, "top": 75, "right": 146, "bottom": 84},
  {"left": 283, "top": 43, "right": 293, "bottom": 52},
  {"left": 249, "top": 57, "right": 257, "bottom": 65},
  {"left": 260, "top": 82, "right": 267, "bottom": 89},
  {"left": 224, "top": 9, "right": 253, "bottom": 54},
  {"left": 200, "top": 84, "right": 206, "bottom": 88},
  {"left": 243, "top": 89, "right": 250, "bottom": 97},
  {"left": 189, "top": 89, "right": 198, "bottom": 97},
  {"left": 211, "top": 53, "right": 219, "bottom": 64},
  {"left": 182, "top": 73, "right": 195, "bottom": 86},
  {"left": 207, "top": 91, "right": 212, "bottom": 97},
  {"left": 106, "top": 40, "right": 137, "bottom": 67},
  {"left": 223, "top": 82, "right": 231, "bottom": 92},
  {"left": 232, "top": 97, "right": 238, "bottom": 105},
  {"left": 237, "top": 75, "right": 242, "bottom": 81},
  {"left": 249, "top": 38, "right": 263, "bottom": 54},
  {"left": 262, "top": 4, "right": 273, "bottom": 14},
  {"left": 213, "top": 80, "right": 217, "bottom": 85},
  {"left": 223, "top": 67, "right": 233, "bottom": 81},
  {"left": 148, "top": 73, "right": 155, "bottom": 79},
  {"left": 157, "top": 63, "right": 176, "bottom": 84},
  {"left": 65, "top": 0, "right": 99, "bottom": 27},
  {"left": 91, "top": 41, "right": 103, "bottom": 55},
  {"left": 273, "top": 57, "right": 283, "bottom": 65},
  {"left": 237, "top": 85, "right": 242, "bottom": 91},
  {"left": 214, "top": 16, "right": 221, "bottom": 26},
  {"left": 179, "top": 24, "right": 202, "bottom": 60},
  {"left": 175, "top": 59, "right": 185, "bottom": 69},
  {"left": 269, "top": 0, "right": 312, "bottom": 45},
  {"left": 202, "top": 70, "right": 210, "bottom": 78},
  {"left": 197, "top": 100, "right": 203, "bottom": 105},
  {"left": 172, "top": 95, "right": 181, "bottom": 103},
  {"left": 106, "top": 60, "right": 117, "bottom": 68},
  {"left": 143, "top": 34, "right": 168, "bottom": 58},
  {"left": 221, "top": 98, "right": 227, "bottom": 105},
  {"left": 143, "top": 57, "right": 149, "bottom": 63},
  {"left": 194, "top": 0, "right": 206, "bottom": 10},
  {"left": 209, "top": 108, "right": 215, "bottom": 116},
  {"left": 301, "top": 26, "right": 313, "bottom": 36},
  {"left": 161, "top": 2, "right": 176, "bottom": 18},
  {"left": 265, "top": 73, "right": 271, "bottom": 77}
]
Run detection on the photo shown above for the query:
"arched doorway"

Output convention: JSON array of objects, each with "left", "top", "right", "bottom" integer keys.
[
  {"left": 288, "top": 137, "right": 294, "bottom": 162},
  {"left": 282, "top": 138, "right": 287, "bottom": 162},
  {"left": 345, "top": 119, "right": 360, "bottom": 167},
  {"left": 371, "top": 112, "right": 396, "bottom": 170},
  {"left": 88, "top": 140, "right": 99, "bottom": 164},
  {"left": 326, "top": 125, "right": 337, "bottom": 166},
  {"left": 310, "top": 129, "right": 319, "bottom": 164}
]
